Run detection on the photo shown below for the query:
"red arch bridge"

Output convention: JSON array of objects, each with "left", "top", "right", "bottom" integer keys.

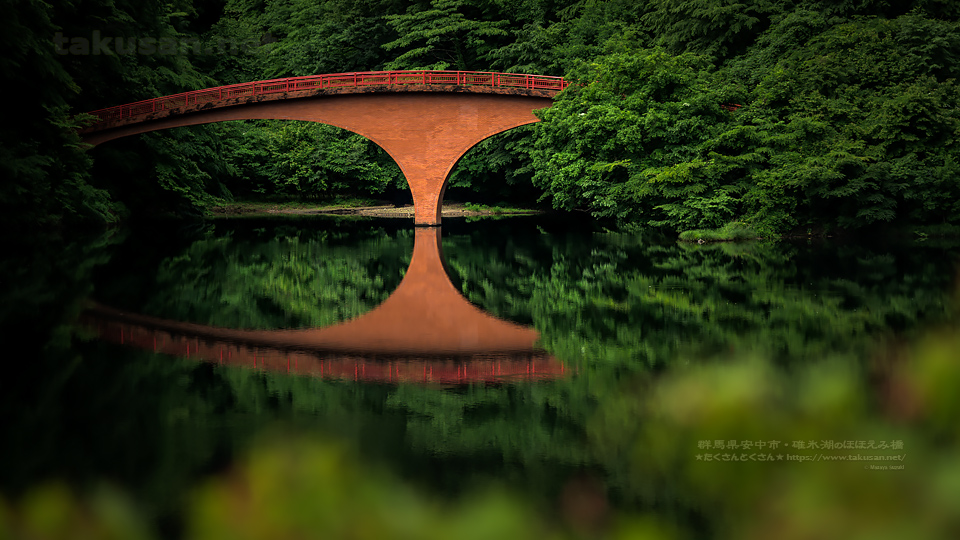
[{"left": 81, "top": 70, "right": 569, "bottom": 225}]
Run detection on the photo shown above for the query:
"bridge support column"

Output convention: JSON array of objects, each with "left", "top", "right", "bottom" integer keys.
[
  {"left": 349, "top": 94, "right": 553, "bottom": 226},
  {"left": 406, "top": 162, "right": 448, "bottom": 227},
  {"left": 400, "top": 147, "right": 458, "bottom": 226}
]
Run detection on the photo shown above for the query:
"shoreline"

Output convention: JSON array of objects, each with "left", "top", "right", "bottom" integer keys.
[{"left": 205, "top": 201, "right": 544, "bottom": 219}]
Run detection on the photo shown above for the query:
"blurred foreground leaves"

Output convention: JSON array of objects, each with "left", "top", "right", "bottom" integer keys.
[
  {"left": 4, "top": 322, "right": 959, "bottom": 539},
  {"left": 601, "top": 329, "right": 960, "bottom": 539}
]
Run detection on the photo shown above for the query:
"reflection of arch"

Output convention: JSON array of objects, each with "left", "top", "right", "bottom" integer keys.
[
  {"left": 82, "top": 73, "right": 561, "bottom": 226},
  {"left": 81, "top": 227, "right": 566, "bottom": 384}
]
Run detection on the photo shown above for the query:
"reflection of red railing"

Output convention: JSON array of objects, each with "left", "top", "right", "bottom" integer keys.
[
  {"left": 82, "top": 314, "right": 568, "bottom": 385},
  {"left": 85, "top": 70, "right": 569, "bottom": 126}
]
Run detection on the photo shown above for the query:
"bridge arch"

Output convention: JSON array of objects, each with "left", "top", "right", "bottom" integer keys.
[{"left": 81, "top": 71, "right": 566, "bottom": 225}]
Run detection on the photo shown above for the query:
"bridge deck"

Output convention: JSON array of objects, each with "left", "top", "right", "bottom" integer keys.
[{"left": 82, "top": 70, "right": 568, "bottom": 132}]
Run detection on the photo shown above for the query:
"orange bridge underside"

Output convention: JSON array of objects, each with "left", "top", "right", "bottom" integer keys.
[
  {"left": 82, "top": 91, "right": 554, "bottom": 225},
  {"left": 81, "top": 228, "right": 567, "bottom": 383}
]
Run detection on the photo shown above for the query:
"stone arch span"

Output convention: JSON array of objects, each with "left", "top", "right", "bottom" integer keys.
[{"left": 83, "top": 91, "right": 555, "bottom": 225}]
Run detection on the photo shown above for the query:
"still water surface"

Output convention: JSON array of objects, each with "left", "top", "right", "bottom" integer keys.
[{"left": 3, "top": 214, "right": 958, "bottom": 536}]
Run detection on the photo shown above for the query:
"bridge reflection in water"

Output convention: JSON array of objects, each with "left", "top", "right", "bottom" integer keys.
[{"left": 80, "top": 227, "right": 566, "bottom": 384}]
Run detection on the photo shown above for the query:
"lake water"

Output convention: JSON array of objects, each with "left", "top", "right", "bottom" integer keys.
[{"left": 3, "top": 214, "right": 958, "bottom": 538}]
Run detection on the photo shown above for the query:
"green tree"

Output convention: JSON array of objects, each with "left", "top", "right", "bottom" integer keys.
[
  {"left": 0, "top": 0, "right": 120, "bottom": 230},
  {"left": 219, "top": 121, "right": 404, "bottom": 201},
  {"left": 532, "top": 46, "right": 743, "bottom": 230},
  {"left": 383, "top": 0, "right": 510, "bottom": 70},
  {"left": 640, "top": 0, "right": 781, "bottom": 58},
  {"left": 259, "top": 0, "right": 399, "bottom": 77}
]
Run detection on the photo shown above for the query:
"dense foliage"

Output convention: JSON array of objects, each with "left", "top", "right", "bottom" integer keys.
[
  {"left": 6, "top": 0, "right": 957, "bottom": 233},
  {"left": 6, "top": 1, "right": 960, "bottom": 535},
  {"left": 532, "top": 9, "right": 960, "bottom": 234}
]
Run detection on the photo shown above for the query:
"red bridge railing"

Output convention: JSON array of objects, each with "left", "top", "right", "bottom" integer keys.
[{"left": 85, "top": 70, "right": 568, "bottom": 127}]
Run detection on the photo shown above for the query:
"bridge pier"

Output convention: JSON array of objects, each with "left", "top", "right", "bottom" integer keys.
[
  {"left": 82, "top": 91, "right": 555, "bottom": 226},
  {"left": 327, "top": 93, "right": 555, "bottom": 226},
  {"left": 409, "top": 179, "right": 446, "bottom": 227}
]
